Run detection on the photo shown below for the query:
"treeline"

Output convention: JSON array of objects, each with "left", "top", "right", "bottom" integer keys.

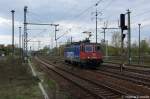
[
  {"left": 107, "top": 32, "right": 150, "bottom": 56},
  {"left": 0, "top": 46, "right": 22, "bottom": 56},
  {"left": 40, "top": 32, "right": 150, "bottom": 57}
]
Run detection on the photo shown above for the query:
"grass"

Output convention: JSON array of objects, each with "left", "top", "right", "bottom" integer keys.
[
  {"left": 47, "top": 79, "right": 56, "bottom": 89},
  {"left": 0, "top": 56, "right": 43, "bottom": 99},
  {"left": 32, "top": 58, "right": 72, "bottom": 99}
]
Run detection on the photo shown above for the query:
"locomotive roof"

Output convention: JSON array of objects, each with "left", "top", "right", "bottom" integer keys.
[
  {"left": 65, "top": 39, "right": 101, "bottom": 47},
  {"left": 65, "top": 41, "right": 101, "bottom": 47}
]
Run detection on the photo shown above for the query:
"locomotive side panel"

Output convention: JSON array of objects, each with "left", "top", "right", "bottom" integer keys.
[{"left": 64, "top": 44, "right": 80, "bottom": 63}]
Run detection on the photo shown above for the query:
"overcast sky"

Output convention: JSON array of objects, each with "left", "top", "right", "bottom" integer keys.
[{"left": 0, "top": 0, "right": 150, "bottom": 49}]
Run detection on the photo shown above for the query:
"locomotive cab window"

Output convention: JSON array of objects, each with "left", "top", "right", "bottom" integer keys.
[{"left": 85, "top": 45, "right": 93, "bottom": 52}]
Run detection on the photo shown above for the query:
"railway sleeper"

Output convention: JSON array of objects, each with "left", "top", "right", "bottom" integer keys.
[
  {"left": 97, "top": 70, "right": 150, "bottom": 88},
  {"left": 100, "top": 67, "right": 150, "bottom": 81}
]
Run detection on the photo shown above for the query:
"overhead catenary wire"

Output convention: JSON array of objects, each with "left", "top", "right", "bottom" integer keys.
[
  {"left": 28, "top": 11, "right": 50, "bottom": 23},
  {"left": 102, "top": 0, "right": 114, "bottom": 11},
  {"left": 132, "top": 10, "right": 150, "bottom": 18},
  {"left": 130, "top": 11, "right": 150, "bottom": 27},
  {"left": 26, "top": 0, "right": 119, "bottom": 48},
  {"left": 74, "top": 0, "right": 103, "bottom": 19},
  {"left": 26, "top": 11, "right": 53, "bottom": 43},
  {"left": 131, "top": 9, "right": 150, "bottom": 25},
  {"left": 51, "top": 0, "right": 104, "bottom": 42},
  {"left": 100, "top": 0, "right": 149, "bottom": 27},
  {"left": 98, "top": 0, "right": 116, "bottom": 19},
  {"left": 124, "top": 3, "right": 150, "bottom": 26}
]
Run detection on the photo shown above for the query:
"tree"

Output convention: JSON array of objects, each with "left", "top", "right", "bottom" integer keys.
[
  {"left": 131, "top": 41, "right": 138, "bottom": 56},
  {"left": 111, "top": 32, "right": 121, "bottom": 56},
  {"left": 40, "top": 46, "right": 50, "bottom": 55},
  {"left": 140, "top": 40, "right": 149, "bottom": 55},
  {"left": 111, "top": 32, "right": 121, "bottom": 48}
]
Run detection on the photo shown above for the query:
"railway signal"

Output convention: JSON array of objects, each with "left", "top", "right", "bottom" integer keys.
[
  {"left": 120, "top": 14, "right": 127, "bottom": 42},
  {"left": 119, "top": 9, "right": 131, "bottom": 71},
  {"left": 120, "top": 14, "right": 127, "bottom": 30},
  {"left": 120, "top": 14, "right": 126, "bottom": 72}
]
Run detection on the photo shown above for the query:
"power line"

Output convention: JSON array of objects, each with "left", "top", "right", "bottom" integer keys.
[
  {"left": 74, "top": 6, "right": 94, "bottom": 18},
  {"left": 95, "top": 0, "right": 103, "bottom": 6},
  {"left": 131, "top": 16, "right": 150, "bottom": 26},
  {"left": 73, "top": 0, "right": 103, "bottom": 20},
  {"left": 60, "top": 0, "right": 103, "bottom": 39},
  {"left": 28, "top": 29, "right": 48, "bottom": 38},
  {"left": 132, "top": 10, "right": 150, "bottom": 18},
  {"left": 100, "top": 0, "right": 116, "bottom": 20},
  {"left": 28, "top": 11, "right": 48, "bottom": 23},
  {"left": 102, "top": 0, "right": 114, "bottom": 11},
  {"left": 129, "top": 8, "right": 150, "bottom": 25}
]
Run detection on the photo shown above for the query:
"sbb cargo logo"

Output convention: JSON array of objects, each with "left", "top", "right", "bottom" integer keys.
[{"left": 66, "top": 52, "right": 74, "bottom": 58}]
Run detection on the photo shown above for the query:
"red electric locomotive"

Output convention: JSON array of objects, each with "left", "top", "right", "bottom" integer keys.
[{"left": 64, "top": 39, "right": 103, "bottom": 68}]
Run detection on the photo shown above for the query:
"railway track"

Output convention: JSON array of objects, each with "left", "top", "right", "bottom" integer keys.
[
  {"left": 35, "top": 57, "right": 122, "bottom": 98},
  {"left": 40, "top": 55, "right": 150, "bottom": 88},
  {"left": 41, "top": 55, "right": 150, "bottom": 74},
  {"left": 51, "top": 55, "right": 150, "bottom": 74},
  {"left": 105, "top": 61, "right": 150, "bottom": 69},
  {"left": 42, "top": 55, "right": 150, "bottom": 71},
  {"left": 36, "top": 56, "right": 150, "bottom": 98},
  {"left": 96, "top": 68, "right": 150, "bottom": 88},
  {"left": 102, "top": 63, "right": 150, "bottom": 75}
]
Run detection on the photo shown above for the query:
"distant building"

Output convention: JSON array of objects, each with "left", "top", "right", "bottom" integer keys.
[
  {"left": 6, "top": 45, "right": 13, "bottom": 49},
  {"left": 0, "top": 45, "right": 5, "bottom": 56}
]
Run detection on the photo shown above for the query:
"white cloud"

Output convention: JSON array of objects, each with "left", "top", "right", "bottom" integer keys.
[
  {"left": 0, "top": 16, "right": 21, "bottom": 27},
  {"left": 0, "top": 0, "right": 150, "bottom": 46},
  {"left": 0, "top": 35, "right": 11, "bottom": 45},
  {"left": 0, "top": 17, "right": 11, "bottom": 27}
]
